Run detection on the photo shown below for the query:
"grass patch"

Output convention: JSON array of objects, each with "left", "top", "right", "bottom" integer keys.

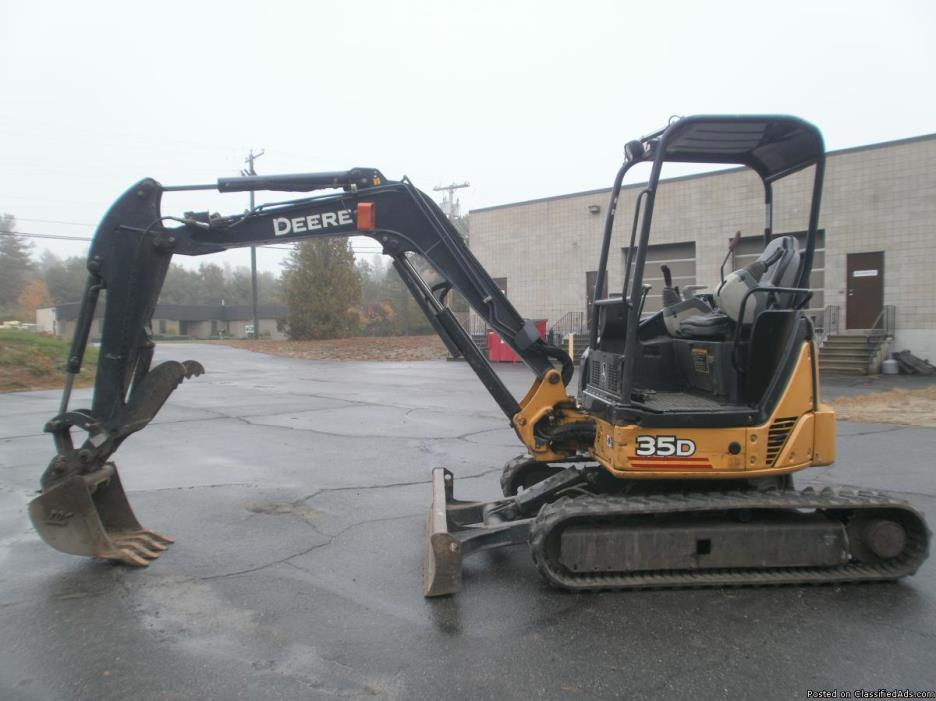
[
  {"left": 0, "top": 330, "right": 97, "bottom": 393},
  {"left": 829, "top": 386, "right": 936, "bottom": 427}
]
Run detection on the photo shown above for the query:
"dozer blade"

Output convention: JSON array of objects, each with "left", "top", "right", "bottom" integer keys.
[
  {"left": 422, "top": 468, "right": 463, "bottom": 597},
  {"left": 421, "top": 467, "right": 534, "bottom": 597},
  {"left": 29, "top": 464, "right": 173, "bottom": 567}
]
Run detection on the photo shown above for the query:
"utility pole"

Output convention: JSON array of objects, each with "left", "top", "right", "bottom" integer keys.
[
  {"left": 432, "top": 181, "right": 470, "bottom": 220},
  {"left": 242, "top": 149, "right": 264, "bottom": 340},
  {"left": 431, "top": 182, "right": 470, "bottom": 349}
]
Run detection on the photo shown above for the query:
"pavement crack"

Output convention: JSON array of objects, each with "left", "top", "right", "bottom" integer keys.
[
  {"left": 233, "top": 413, "right": 506, "bottom": 441},
  {"left": 199, "top": 540, "right": 335, "bottom": 581},
  {"left": 127, "top": 482, "right": 261, "bottom": 494},
  {"left": 1, "top": 431, "right": 53, "bottom": 440},
  {"left": 292, "top": 466, "right": 503, "bottom": 505},
  {"left": 456, "top": 426, "right": 515, "bottom": 441},
  {"left": 200, "top": 512, "right": 422, "bottom": 581},
  {"left": 1, "top": 414, "right": 233, "bottom": 441}
]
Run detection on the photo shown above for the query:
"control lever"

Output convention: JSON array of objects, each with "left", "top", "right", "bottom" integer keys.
[
  {"left": 660, "top": 265, "right": 680, "bottom": 307},
  {"left": 720, "top": 231, "right": 743, "bottom": 283}
]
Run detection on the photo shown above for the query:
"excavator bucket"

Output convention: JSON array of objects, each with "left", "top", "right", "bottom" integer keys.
[{"left": 29, "top": 464, "right": 173, "bottom": 567}]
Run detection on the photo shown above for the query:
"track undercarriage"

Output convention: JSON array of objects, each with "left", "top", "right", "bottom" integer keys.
[{"left": 422, "top": 459, "right": 930, "bottom": 597}]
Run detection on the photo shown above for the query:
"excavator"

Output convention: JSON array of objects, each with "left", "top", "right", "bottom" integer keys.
[{"left": 30, "top": 115, "right": 929, "bottom": 596}]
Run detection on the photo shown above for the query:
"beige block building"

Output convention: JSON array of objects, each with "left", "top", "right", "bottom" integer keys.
[{"left": 468, "top": 133, "right": 936, "bottom": 360}]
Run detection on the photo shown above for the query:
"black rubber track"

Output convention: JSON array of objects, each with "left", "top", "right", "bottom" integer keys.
[
  {"left": 500, "top": 454, "right": 593, "bottom": 497},
  {"left": 529, "top": 487, "right": 930, "bottom": 590}
]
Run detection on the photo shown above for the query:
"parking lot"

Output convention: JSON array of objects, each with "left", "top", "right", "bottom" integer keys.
[{"left": 1, "top": 343, "right": 934, "bottom": 700}]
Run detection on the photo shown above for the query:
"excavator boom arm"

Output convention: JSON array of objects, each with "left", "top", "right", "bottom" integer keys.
[
  {"left": 30, "top": 169, "right": 586, "bottom": 568},
  {"left": 82, "top": 170, "right": 571, "bottom": 424}
]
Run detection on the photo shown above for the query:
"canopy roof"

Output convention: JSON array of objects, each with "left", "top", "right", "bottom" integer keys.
[{"left": 648, "top": 115, "right": 824, "bottom": 182}]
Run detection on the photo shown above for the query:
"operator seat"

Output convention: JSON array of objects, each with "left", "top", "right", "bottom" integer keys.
[
  {"left": 662, "top": 298, "right": 712, "bottom": 337},
  {"left": 677, "top": 236, "right": 802, "bottom": 339}
]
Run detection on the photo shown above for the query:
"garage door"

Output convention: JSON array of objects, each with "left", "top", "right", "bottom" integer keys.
[{"left": 625, "top": 241, "right": 697, "bottom": 315}]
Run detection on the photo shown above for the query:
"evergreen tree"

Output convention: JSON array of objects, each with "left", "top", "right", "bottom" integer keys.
[
  {"left": 197, "top": 263, "right": 226, "bottom": 304},
  {"left": 0, "top": 215, "right": 35, "bottom": 318},
  {"left": 283, "top": 239, "right": 361, "bottom": 339},
  {"left": 160, "top": 263, "right": 201, "bottom": 304},
  {"left": 257, "top": 270, "right": 283, "bottom": 305}
]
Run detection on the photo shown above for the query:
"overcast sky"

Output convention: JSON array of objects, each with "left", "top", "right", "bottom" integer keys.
[{"left": 2, "top": 0, "right": 933, "bottom": 273}]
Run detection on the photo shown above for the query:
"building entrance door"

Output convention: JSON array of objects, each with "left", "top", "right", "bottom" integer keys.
[{"left": 846, "top": 251, "right": 884, "bottom": 329}]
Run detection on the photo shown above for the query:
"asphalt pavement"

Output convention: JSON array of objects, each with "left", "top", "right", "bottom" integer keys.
[{"left": 1, "top": 343, "right": 934, "bottom": 700}]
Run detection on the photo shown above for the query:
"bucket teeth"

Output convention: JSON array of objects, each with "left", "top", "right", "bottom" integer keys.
[
  {"left": 117, "top": 535, "right": 163, "bottom": 557},
  {"left": 140, "top": 529, "right": 175, "bottom": 545},
  {"left": 107, "top": 530, "right": 172, "bottom": 566},
  {"left": 127, "top": 533, "right": 169, "bottom": 551},
  {"left": 182, "top": 360, "right": 205, "bottom": 379}
]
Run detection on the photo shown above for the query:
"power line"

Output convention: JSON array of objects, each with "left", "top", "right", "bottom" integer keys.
[
  {"left": 15, "top": 217, "right": 96, "bottom": 228},
  {"left": 0, "top": 230, "right": 92, "bottom": 241},
  {"left": 243, "top": 148, "right": 265, "bottom": 340}
]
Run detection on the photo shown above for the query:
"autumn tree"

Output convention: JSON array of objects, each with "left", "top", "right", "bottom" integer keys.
[
  {"left": 43, "top": 254, "right": 88, "bottom": 304},
  {"left": 0, "top": 215, "right": 35, "bottom": 319},
  {"left": 16, "top": 278, "right": 52, "bottom": 321},
  {"left": 352, "top": 255, "right": 440, "bottom": 336},
  {"left": 283, "top": 240, "right": 361, "bottom": 339}
]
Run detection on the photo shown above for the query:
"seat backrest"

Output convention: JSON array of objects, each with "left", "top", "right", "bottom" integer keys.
[
  {"left": 715, "top": 235, "right": 801, "bottom": 323},
  {"left": 763, "top": 235, "right": 800, "bottom": 288}
]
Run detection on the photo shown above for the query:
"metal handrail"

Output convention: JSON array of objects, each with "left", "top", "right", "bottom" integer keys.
[
  {"left": 548, "top": 311, "right": 587, "bottom": 338},
  {"left": 867, "top": 304, "right": 895, "bottom": 347},
  {"left": 459, "top": 313, "right": 489, "bottom": 336},
  {"left": 815, "top": 304, "right": 839, "bottom": 345}
]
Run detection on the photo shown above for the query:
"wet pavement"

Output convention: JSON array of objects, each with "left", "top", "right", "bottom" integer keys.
[{"left": 1, "top": 344, "right": 933, "bottom": 700}]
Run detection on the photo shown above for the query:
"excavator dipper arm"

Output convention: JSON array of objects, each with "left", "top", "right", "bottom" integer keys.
[{"left": 30, "top": 169, "right": 589, "bottom": 570}]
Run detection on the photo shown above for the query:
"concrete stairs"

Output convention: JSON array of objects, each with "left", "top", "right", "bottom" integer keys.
[{"left": 819, "top": 332, "right": 881, "bottom": 375}]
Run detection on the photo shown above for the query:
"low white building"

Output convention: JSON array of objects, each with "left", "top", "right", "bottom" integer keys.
[{"left": 37, "top": 303, "right": 288, "bottom": 340}]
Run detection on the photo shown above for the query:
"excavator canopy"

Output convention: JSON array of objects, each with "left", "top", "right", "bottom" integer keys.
[{"left": 634, "top": 115, "right": 825, "bottom": 182}]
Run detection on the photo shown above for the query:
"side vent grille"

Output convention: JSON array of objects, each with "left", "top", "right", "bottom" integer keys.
[
  {"left": 588, "top": 358, "right": 620, "bottom": 395},
  {"left": 766, "top": 417, "right": 798, "bottom": 465}
]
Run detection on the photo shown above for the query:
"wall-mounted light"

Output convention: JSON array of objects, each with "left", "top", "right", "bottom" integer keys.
[{"left": 588, "top": 204, "right": 601, "bottom": 214}]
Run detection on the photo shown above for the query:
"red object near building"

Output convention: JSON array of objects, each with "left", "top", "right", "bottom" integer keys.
[{"left": 487, "top": 319, "right": 547, "bottom": 363}]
